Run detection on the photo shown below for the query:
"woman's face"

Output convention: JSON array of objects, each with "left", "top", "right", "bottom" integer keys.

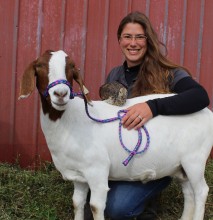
[{"left": 119, "top": 23, "right": 147, "bottom": 67}]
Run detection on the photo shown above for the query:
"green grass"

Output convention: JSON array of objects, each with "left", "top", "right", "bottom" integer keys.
[{"left": 0, "top": 162, "right": 212, "bottom": 220}]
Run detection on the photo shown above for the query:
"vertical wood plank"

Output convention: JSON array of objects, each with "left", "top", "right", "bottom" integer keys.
[
  {"left": 105, "top": 0, "right": 129, "bottom": 77},
  {"left": 64, "top": 0, "right": 87, "bottom": 72},
  {"left": 84, "top": 0, "right": 109, "bottom": 99},
  {"left": 183, "top": 0, "right": 202, "bottom": 79},
  {"left": 41, "top": 0, "right": 65, "bottom": 51},
  {"left": 131, "top": 0, "right": 147, "bottom": 14},
  {"left": 14, "top": 0, "right": 41, "bottom": 167},
  {"left": 149, "top": 0, "right": 167, "bottom": 44},
  {"left": 166, "top": 0, "right": 185, "bottom": 64},
  {"left": 0, "top": 0, "right": 18, "bottom": 163}
]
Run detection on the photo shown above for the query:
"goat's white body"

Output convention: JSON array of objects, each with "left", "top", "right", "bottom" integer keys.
[
  {"left": 41, "top": 95, "right": 211, "bottom": 181},
  {"left": 20, "top": 51, "right": 213, "bottom": 220},
  {"left": 41, "top": 95, "right": 213, "bottom": 220}
]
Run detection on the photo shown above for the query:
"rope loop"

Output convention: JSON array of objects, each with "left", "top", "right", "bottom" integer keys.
[{"left": 117, "top": 109, "right": 127, "bottom": 120}]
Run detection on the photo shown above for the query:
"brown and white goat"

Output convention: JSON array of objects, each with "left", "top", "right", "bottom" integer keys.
[{"left": 19, "top": 50, "right": 213, "bottom": 220}]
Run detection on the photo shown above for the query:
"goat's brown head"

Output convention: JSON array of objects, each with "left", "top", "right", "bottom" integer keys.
[{"left": 19, "top": 50, "right": 91, "bottom": 111}]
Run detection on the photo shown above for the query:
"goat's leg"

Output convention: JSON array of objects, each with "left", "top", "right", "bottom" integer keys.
[
  {"left": 190, "top": 177, "right": 209, "bottom": 220},
  {"left": 179, "top": 180, "right": 195, "bottom": 220},
  {"left": 89, "top": 184, "right": 109, "bottom": 220},
  {"left": 86, "top": 171, "right": 109, "bottom": 220},
  {"left": 72, "top": 181, "right": 89, "bottom": 220},
  {"left": 182, "top": 159, "right": 209, "bottom": 220}
]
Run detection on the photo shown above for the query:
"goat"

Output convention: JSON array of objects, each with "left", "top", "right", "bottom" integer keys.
[{"left": 19, "top": 50, "right": 213, "bottom": 220}]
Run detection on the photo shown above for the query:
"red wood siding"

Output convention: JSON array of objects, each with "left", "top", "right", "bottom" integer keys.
[{"left": 0, "top": 0, "right": 212, "bottom": 168}]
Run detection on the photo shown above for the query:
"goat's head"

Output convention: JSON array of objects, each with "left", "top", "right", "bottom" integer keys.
[{"left": 19, "top": 50, "right": 91, "bottom": 111}]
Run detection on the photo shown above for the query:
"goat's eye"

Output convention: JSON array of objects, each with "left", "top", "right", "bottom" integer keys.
[
  {"left": 36, "top": 63, "right": 46, "bottom": 68},
  {"left": 69, "top": 64, "right": 75, "bottom": 69}
]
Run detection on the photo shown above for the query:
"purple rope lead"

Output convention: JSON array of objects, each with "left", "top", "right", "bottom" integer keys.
[{"left": 83, "top": 96, "right": 150, "bottom": 166}]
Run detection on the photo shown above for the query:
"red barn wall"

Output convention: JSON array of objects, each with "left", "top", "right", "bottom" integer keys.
[{"left": 0, "top": 0, "right": 212, "bottom": 168}]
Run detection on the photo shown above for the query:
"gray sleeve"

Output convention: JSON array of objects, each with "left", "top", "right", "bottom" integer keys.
[{"left": 170, "top": 68, "right": 190, "bottom": 91}]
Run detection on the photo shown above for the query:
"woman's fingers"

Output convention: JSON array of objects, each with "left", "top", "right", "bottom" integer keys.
[{"left": 121, "top": 102, "right": 153, "bottom": 130}]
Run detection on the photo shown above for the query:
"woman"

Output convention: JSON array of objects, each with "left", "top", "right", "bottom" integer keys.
[{"left": 85, "top": 11, "right": 209, "bottom": 220}]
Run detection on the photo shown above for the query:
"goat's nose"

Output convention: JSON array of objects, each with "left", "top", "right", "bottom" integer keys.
[{"left": 54, "top": 90, "right": 68, "bottom": 98}]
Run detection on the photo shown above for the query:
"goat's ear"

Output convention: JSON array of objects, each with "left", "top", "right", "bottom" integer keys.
[
  {"left": 19, "top": 61, "right": 36, "bottom": 99},
  {"left": 73, "top": 67, "right": 92, "bottom": 104}
]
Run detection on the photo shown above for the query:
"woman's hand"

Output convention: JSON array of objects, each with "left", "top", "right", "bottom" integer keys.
[{"left": 121, "top": 102, "right": 153, "bottom": 130}]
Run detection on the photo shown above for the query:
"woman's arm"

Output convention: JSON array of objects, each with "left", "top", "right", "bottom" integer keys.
[
  {"left": 122, "top": 76, "right": 209, "bottom": 130},
  {"left": 146, "top": 77, "right": 210, "bottom": 117}
]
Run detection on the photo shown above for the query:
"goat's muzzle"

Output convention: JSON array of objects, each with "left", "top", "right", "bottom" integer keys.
[{"left": 43, "top": 79, "right": 74, "bottom": 99}]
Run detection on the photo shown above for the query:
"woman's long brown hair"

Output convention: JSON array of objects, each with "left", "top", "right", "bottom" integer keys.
[{"left": 117, "top": 11, "right": 190, "bottom": 97}]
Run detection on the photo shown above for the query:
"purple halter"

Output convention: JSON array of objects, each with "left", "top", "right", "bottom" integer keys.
[
  {"left": 44, "top": 79, "right": 150, "bottom": 166},
  {"left": 43, "top": 79, "right": 74, "bottom": 99}
]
